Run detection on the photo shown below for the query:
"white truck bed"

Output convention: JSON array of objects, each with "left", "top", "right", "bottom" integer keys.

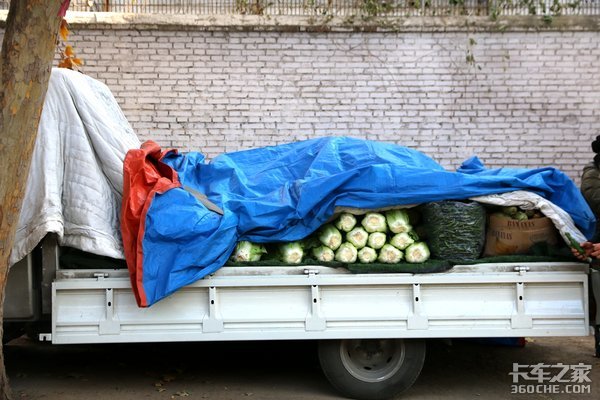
[{"left": 50, "top": 262, "right": 590, "bottom": 344}]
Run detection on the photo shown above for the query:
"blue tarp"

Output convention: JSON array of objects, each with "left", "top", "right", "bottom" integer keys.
[{"left": 127, "top": 137, "right": 594, "bottom": 306}]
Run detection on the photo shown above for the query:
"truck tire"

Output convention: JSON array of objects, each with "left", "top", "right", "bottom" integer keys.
[{"left": 318, "top": 338, "right": 426, "bottom": 400}]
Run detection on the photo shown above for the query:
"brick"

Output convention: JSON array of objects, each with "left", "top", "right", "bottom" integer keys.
[{"left": 16, "top": 26, "right": 597, "bottom": 184}]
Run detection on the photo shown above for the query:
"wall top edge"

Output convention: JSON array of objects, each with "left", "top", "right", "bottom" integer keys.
[{"left": 0, "top": 11, "right": 599, "bottom": 32}]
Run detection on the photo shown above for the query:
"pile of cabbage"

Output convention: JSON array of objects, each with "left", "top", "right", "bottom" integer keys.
[{"left": 230, "top": 209, "right": 431, "bottom": 265}]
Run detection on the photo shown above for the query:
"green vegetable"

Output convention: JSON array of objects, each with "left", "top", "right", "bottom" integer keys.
[
  {"left": 377, "top": 244, "right": 403, "bottom": 264},
  {"left": 230, "top": 241, "right": 267, "bottom": 262},
  {"left": 311, "top": 245, "right": 335, "bottom": 262},
  {"left": 422, "top": 201, "right": 486, "bottom": 261},
  {"left": 357, "top": 246, "right": 378, "bottom": 263},
  {"left": 346, "top": 227, "right": 369, "bottom": 249},
  {"left": 503, "top": 206, "right": 519, "bottom": 217},
  {"left": 279, "top": 242, "right": 304, "bottom": 264},
  {"left": 514, "top": 211, "right": 528, "bottom": 221},
  {"left": 335, "top": 242, "right": 358, "bottom": 263},
  {"left": 361, "top": 212, "right": 387, "bottom": 233},
  {"left": 367, "top": 232, "right": 387, "bottom": 250},
  {"left": 385, "top": 209, "right": 412, "bottom": 234},
  {"left": 565, "top": 232, "right": 585, "bottom": 255},
  {"left": 335, "top": 213, "right": 357, "bottom": 232},
  {"left": 404, "top": 242, "right": 431, "bottom": 263},
  {"left": 318, "top": 224, "right": 342, "bottom": 250},
  {"left": 390, "top": 232, "right": 416, "bottom": 250}
]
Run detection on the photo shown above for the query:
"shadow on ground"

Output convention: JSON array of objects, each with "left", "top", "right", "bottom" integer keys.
[{"left": 4, "top": 336, "right": 599, "bottom": 400}]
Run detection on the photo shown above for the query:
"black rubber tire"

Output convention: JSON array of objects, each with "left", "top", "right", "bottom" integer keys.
[{"left": 318, "top": 339, "right": 426, "bottom": 400}]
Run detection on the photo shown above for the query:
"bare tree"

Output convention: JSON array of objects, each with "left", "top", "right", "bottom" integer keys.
[{"left": 0, "top": 0, "right": 64, "bottom": 398}]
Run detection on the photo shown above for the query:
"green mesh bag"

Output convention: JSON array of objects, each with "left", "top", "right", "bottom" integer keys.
[{"left": 421, "top": 201, "right": 486, "bottom": 262}]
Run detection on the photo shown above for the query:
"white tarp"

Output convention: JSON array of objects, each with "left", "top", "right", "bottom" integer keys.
[
  {"left": 471, "top": 191, "right": 588, "bottom": 244},
  {"left": 10, "top": 68, "right": 140, "bottom": 265}
]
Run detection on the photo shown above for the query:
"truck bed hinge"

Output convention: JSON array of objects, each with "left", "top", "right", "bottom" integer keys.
[
  {"left": 305, "top": 283, "right": 326, "bottom": 331},
  {"left": 408, "top": 283, "right": 429, "bottom": 330},
  {"left": 511, "top": 282, "right": 533, "bottom": 329},
  {"left": 303, "top": 269, "right": 320, "bottom": 276},
  {"left": 514, "top": 266, "right": 529, "bottom": 275},
  {"left": 202, "top": 286, "right": 224, "bottom": 333}
]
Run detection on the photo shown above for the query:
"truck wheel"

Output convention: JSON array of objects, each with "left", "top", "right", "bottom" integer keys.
[{"left": 318, "top": 338, "right": 426, "bottom": 400}]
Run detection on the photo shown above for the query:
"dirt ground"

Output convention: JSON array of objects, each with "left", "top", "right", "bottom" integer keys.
[{"left": 4, "top": 335, "right": 600, "bottom": 400}]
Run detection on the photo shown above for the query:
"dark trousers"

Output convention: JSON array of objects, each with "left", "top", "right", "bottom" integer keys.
[{"left": 590, "top": 266, "right": 600, "bottom": 357}]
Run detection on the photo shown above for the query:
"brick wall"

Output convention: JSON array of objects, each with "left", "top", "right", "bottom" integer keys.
[{"left": 5, "top": 15, "right": 600, "bottom": 183}]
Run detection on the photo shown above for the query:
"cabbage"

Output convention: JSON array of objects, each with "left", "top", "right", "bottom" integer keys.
[
  {"left": 335, "top": 242, "right": 358, "bottom": 263},
  {"left": 378, "top": 244, "right": 403, "bottom": 264},
  {"left": 312, "top": 245, "right": 335, "bottom": 262},
  {"left": 385, "top": 209, "right": 412, "bottom": 234},
  {"left": 524, "top": 209, "right": 536, "bottom": 218},
  {"left": 230, "top": 241, "right": 267, "bottom": 262},
  {"left": 361, "top": 212, "right": 387, "bottom": 233},
  {"left": 346, "top": 227, "right": 369, "bottom": 249},
  {"left": 514, "top": 211, "right": 528, "bottom": 221},
  {"left": 318, "top": 224, "right": 343, "bottom": 250},
  {"left": 404, "top": 242, "right": 430, "bottom": 263},
  {"left": 367, "top": 232, "right": 387, "bottom": 250},
  {"left": 390, "top": 232, "right": 416, "bottom": 250},
  {"left": 335, "top": 213, "right": 357, "bottom": 232},
  {"left": 502, "top": 206, "right": 519, "bottom": 217},
  {"left": 279, "top": 242, "right": 304, "bottom": 264},
  {"left": 357, "top": 246, "right": 377, "bottom": 263}
]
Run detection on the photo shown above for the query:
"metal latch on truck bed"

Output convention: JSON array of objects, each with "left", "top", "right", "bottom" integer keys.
[
  {"left": 303, "top": 269, "right": 320, "bottom": 276},
  {"left": 514, "top": 266, "right": 530, "bottom": 275}
]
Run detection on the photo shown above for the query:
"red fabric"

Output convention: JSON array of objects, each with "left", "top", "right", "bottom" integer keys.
[
  {"left": 58, "top": 1, "right": 71, "bottom": 17},
  {"left": 121, "top": 141, "right": 180, "bottom": 307}
]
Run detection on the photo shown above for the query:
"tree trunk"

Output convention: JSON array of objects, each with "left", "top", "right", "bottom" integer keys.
[{"left": 0, "top": 1, "right": 63, "bottom": 398}]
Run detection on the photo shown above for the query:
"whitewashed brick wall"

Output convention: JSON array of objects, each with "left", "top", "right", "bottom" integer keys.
[{"left": 6, "top": 19, "right": 600, "bottom": 183}]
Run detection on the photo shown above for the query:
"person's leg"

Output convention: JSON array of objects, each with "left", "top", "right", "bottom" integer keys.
[{"left": 590, "top": 267, "right": 600, "bottom": 357}]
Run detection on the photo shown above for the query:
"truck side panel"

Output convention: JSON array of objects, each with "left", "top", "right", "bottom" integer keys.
[{"left": 50, "top": 264, "right": 589, "bottom": 344}]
